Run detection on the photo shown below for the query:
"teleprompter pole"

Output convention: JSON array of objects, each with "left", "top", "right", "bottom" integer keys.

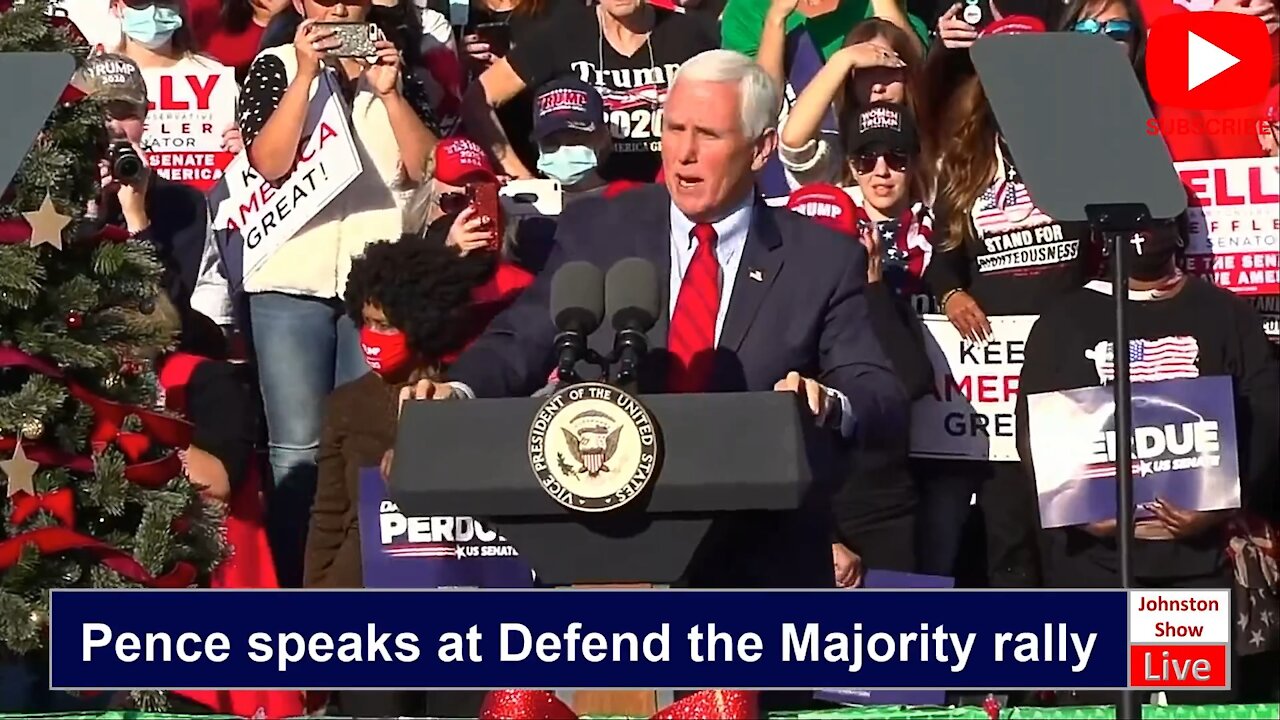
[
  {"left": 1087, "top": 204, "right": 1148, "bottom": 720},
  {"left": 1112, "top": 229, "right": 1141, "bottom": 720}
]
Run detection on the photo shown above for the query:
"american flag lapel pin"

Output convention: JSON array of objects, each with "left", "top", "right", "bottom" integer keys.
[{"left": 749, "top": 268, "right": 764, "bottom": 282}]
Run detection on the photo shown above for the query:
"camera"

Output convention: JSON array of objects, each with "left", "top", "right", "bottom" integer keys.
[{"left": 108, "top": 141, "right": 145, "bottom": 183}]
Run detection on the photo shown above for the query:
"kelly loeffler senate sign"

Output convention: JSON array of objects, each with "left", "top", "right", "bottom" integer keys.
[{"left": 528, "top": 383, "right": 661, "bottom": 512}]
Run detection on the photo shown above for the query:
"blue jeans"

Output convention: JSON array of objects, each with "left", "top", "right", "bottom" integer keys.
[{"left": 250, "top": 292, "right": 368, "bottom": 587}]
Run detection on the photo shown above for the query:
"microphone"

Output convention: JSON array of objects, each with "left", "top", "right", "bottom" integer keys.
[
  {"left": 549, "top": 260, "right": 605, "bottom": 384},
  {"left": 605, "top": 258, "right": 660, "bottom": 390}
]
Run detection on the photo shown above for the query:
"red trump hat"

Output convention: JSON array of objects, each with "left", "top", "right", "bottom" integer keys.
[
  {"left": 786, "top": 184, "right": 857, "bottom": 235},
  {"left": 979, "top": 15, "right": 1046, "bottom": 37},
  {"left": 433, "top": 137, "right": 495, "bottom": 185}
]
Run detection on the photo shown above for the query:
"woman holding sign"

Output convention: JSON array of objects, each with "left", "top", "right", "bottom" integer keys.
[
  {"left": 1016, "top": 221, "right": 1280, "bottom": 704},
  {"left": 919, "top": 16, "right": 1098, "bottom": 588},
  {"left": 238, "top": 0, "right": 440, "bottom": 586},
  {"left": 110, "top": 0, "right": 245, "bottom": 161}
]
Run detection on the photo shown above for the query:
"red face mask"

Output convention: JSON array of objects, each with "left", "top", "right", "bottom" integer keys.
[{"left": 359, "top": 326, "right": 412, "bottom": 377}]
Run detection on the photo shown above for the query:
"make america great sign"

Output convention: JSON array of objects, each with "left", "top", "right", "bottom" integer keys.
[{"left": 214, "top": 73, "right": 362, "bottom": 282}]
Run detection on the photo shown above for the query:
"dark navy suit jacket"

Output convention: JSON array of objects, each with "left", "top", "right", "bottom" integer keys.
[{"left": 450, "top": 185, "right": 909, "bottom": 587}]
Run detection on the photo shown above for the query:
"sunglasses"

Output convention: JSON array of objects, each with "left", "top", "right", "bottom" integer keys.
[
  {"left": 1072, "top": 18, "right": 1135, "bottom": 41},
  {"left": 437, "top": 190, "right": 471, "bottom": 215},
  {"left": 853, "top": 149, "right": 910, "bottom": 174}
]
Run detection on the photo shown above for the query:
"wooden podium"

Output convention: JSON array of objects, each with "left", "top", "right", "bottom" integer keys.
[{"left": 391, "top": 390, "right": 825, "bottom": 715}]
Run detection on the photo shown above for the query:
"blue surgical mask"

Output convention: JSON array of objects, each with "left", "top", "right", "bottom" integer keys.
[
  {"left": 121, "top": 4, "right": 184, "bottom": 49},
  {"left": 536, "top": 145, "right": 598, "bottom": 186}
]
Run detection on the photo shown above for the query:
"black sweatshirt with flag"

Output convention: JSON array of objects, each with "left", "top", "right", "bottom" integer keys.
[
  {"left": 1015, "top": 276, "right": 1280, "bottom": 583},
  {"left": 926, "top": 145, "right": 1094, "bottom": 315}
]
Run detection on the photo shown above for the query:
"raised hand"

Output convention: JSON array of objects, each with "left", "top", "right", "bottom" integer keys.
[{"left": 937, "top": 3, "right": 979, "bottom": 50}]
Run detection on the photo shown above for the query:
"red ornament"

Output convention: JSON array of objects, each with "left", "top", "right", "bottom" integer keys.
[
  {"left": 66, "top": 311, "right": 84, "bottom": 329},
  {"left": 58, "top": 83, "right": 88, "bottom": 106},
  {"left": 982, "top": 693, "right": 1003, "bottom": 720}
]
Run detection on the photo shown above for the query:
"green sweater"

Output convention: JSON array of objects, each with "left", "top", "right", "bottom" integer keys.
[{"left": 721, "top": 0, "right": 930, "bottom": 62}]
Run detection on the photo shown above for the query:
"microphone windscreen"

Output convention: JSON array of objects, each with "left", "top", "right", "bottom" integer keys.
[
  {"left": 549, "top": 260, "right": 604, "bottom": 333},
  {"left": 606, "top": 257, "right": 660, "bottom": 332}
]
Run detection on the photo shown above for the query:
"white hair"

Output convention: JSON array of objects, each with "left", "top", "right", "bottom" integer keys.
[{"left": 671, "top": 49, "right": 782, "bottom": 140}]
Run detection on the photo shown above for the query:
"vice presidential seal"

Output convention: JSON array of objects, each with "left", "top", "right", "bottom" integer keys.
[{"left": 527, "top": 382, "right": 661, "bottom": 512}]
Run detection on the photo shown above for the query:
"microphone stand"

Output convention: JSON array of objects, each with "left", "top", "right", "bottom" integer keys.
[
  {"left": 1086, "top": 203, "right": 1151, "bottom": 720},
  {"left": 555, "top": 347, "right": 608, "bottom": 387},
  {"left": 609, "top": 329, "right": 648, "bottom": 396}
]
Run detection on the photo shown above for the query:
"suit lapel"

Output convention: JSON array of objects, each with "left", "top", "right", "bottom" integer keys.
[
  {"left": 636, "top": 188, "right": 673, "bottom": 351},
  {"left": 718, "top": 201, "right": 784, "bottom": 353}
]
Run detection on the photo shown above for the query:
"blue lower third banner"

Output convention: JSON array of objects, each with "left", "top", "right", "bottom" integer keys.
[{"left": 50, "top": 590, "right": 1128, "bottom": 690}]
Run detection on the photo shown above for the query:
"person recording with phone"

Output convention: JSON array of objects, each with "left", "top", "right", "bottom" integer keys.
[
  {"left": 407, "top": 138, "right": 536, "bottom": 310},
  {"left": 238, "top": 0, "right": 440, "bottom": 586},
  {"left": 78, "top": 53, "right": 224, "bottom": 357}
]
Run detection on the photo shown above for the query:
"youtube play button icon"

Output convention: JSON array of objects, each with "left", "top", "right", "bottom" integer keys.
[{"left": 1147, "top": 11, "right": 1271, "bottom": 109}]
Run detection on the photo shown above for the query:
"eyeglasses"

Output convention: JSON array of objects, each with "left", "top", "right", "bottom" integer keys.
[
  {"left": 1072, "top": 18, "right": 1135, "bottom": 41},
  {"left": 436, "top": 190, "right": 471, "bottom": 215},
  {"left": 853, "top": 149, "right": 910, "bottom": 174}
]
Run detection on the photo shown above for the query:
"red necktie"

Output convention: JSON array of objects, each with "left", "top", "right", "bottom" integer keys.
[{"left": 667, "top": 223, "right": 720, "bottom": 393}]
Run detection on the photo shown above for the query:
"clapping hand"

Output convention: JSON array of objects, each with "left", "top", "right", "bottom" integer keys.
[{"left": 937, "top": 3, "right": 979, "bottom": 50}]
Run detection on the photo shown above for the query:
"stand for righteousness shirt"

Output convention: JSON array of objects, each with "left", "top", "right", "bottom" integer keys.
[
  {"left": 506, "top": 4, "right": 716, "bottom": 182},
  {"left": 926, "top": 141, "right": 1093, "bottom": 316},
  {"left": 1017, "top": 276, "right": 1280, "bottom": 581}
]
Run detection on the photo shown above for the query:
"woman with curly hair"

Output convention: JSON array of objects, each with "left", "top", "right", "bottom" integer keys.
[{"left": 305, "top": 236, "right": 511, "bottom": 717}]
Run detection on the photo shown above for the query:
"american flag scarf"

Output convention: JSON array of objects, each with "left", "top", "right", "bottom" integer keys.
[{"left": 853, "top": 200, "right": 934, "bottom": 294}]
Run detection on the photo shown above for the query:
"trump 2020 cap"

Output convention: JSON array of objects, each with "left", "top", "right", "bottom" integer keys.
[
  {"left": 433, "top": 137, "right": 496, "bottom": 185},
  {"left": 76, "top": 53, "right": 148, "bottom": 113},
  {"left": 532, "top": 77, "right": 605, "bottom": 142}
]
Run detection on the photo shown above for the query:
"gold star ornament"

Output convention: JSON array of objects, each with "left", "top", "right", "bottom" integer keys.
[
  {"left": 2, "top": 443, "right": 38, "bottom": 498},
  {"left": 22, "top": 193, "right": 72, "bottom": 250}
]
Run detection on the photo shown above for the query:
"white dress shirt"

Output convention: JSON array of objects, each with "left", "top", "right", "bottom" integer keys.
[
  {"left": 668, "top": 195, "right": 752, "bottom": 339},
  {"left": 668, "top": 198, "right": 855, "bottom": 438}
]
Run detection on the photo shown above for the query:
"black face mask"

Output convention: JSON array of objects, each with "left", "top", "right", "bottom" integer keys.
[{"left": 1118, "top": 226, "right": 1183, "bottom": 282}]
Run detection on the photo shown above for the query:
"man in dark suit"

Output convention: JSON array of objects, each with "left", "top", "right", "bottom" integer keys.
[{"left": 405, "top": 49, "right": 907, "bottom": 589}]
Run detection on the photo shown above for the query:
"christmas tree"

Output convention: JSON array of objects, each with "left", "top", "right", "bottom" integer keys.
[{"left": 0, "top": 0, "right": 226, "bottom": 701}]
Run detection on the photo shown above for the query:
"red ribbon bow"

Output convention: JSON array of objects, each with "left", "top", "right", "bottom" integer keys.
[
  {"left": 478, "top": 690, "right": 758, "bottom": 720},
  {"left": 11, "top": 488, "right": 76, "bottom": 527}
]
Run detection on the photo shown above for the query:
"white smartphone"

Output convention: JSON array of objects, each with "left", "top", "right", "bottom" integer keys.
[{"left": 500, "top": 178, "right": 563, "bottom": 217}]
